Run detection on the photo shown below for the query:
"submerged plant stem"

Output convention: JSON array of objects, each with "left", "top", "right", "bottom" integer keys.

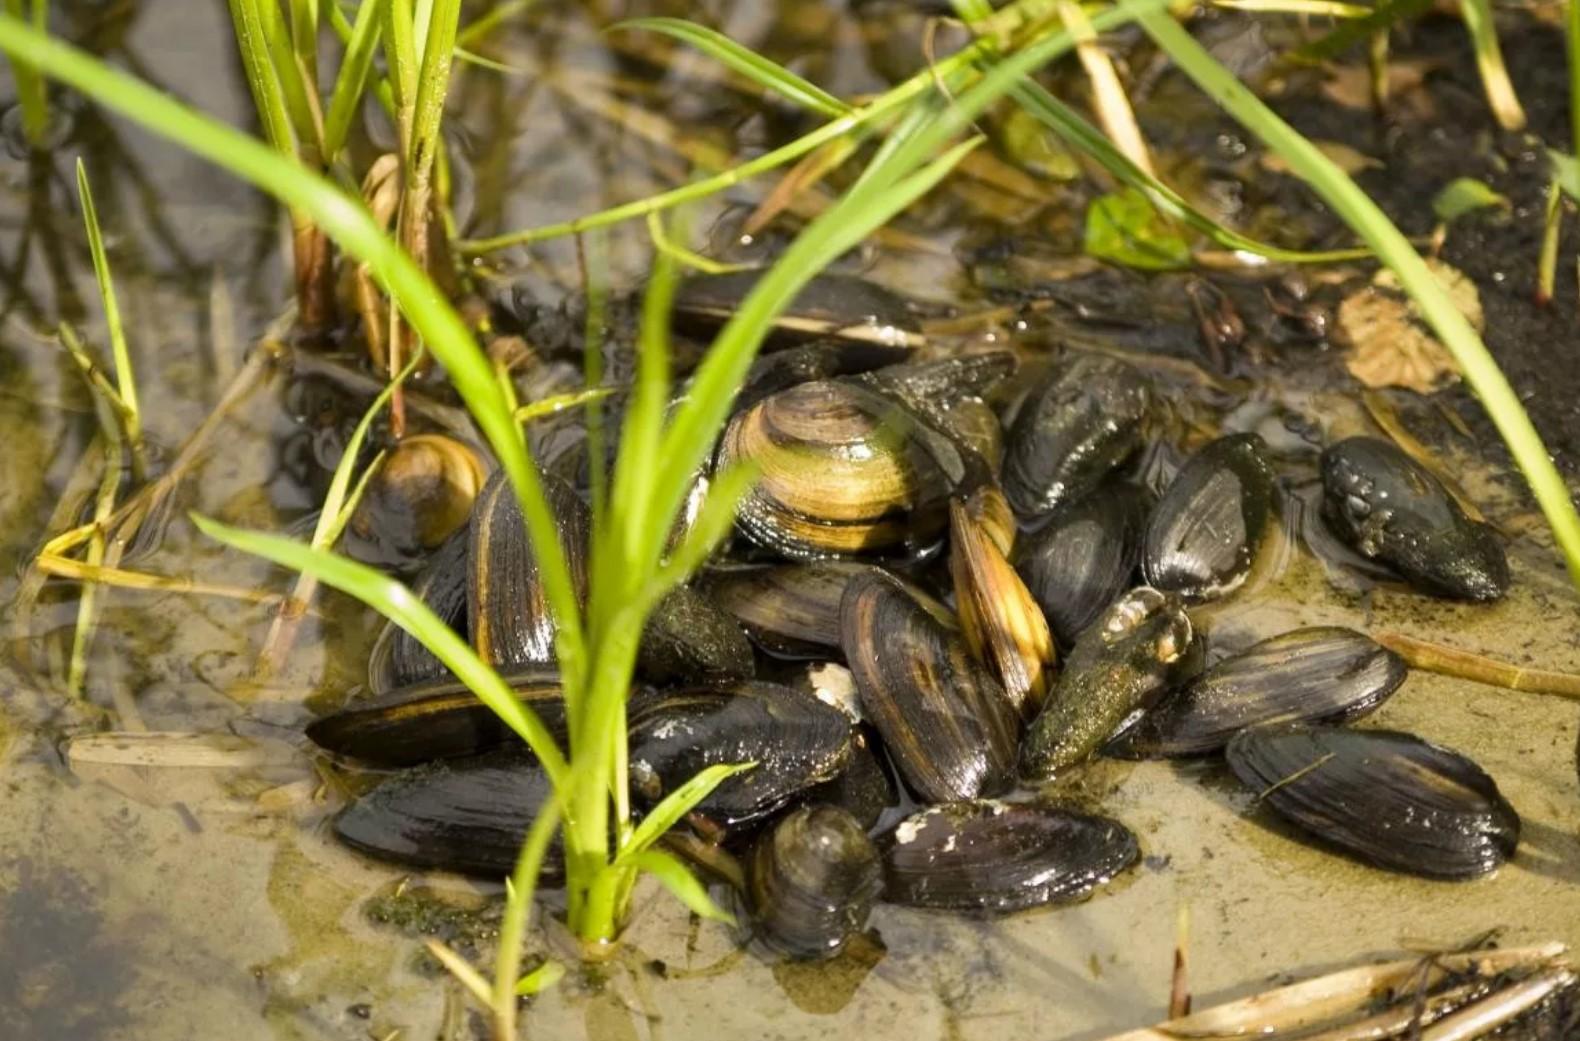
[
  {"left": 1373, "top": 631, "right": 1580, "bottom": 700},
  {"left": 1138, "top": 8, "right": 1580, "bottom": 591}
]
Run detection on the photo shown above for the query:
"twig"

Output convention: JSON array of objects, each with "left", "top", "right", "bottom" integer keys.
[
  {"left": 1373, "top": 631, "right": 1580, "bottom": 699},
  {"left": 37, "top": 554, "right": 285, "bottom": 605}
]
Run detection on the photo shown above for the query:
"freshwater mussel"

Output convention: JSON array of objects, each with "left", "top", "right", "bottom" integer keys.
[
  {"left": 1226, "top": 724, "right": 1520, "bottom": 879},
  {"left": 1115, "top": 627, "right": 1406, "bottom": 758},
  {"left": 1020, "top": 587, "right": 1195, "bottom": 781},
  {"left": 1014, "top": 479, "right": 1148, "bottom": 649},
  {"left": 747, "top": 804, "right": 883, "bottom": 958},
  {"left": 841, "top": 570, "right": 1020, "bottom": 803},
  {"left": 879, "top": 800, "right": 1139, "bottom": 913},
  {"left": 1320, "top": 436, "right": 1509, "bottom": 601},
  {"left": 676, "top": 270, "right": 925, "bottom": 349},
  {"left": 1142, "top": 432, "right": 1276, "bottom": 600},
  {"left": 628, "top": 681, "right": 853, "bottom": 832}
]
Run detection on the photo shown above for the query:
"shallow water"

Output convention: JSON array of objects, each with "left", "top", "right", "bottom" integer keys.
[{"left": 2, "top": 3, "right": 1580, "bottom": 1040}]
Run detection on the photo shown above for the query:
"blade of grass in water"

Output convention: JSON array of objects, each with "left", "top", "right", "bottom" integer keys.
[
  {"left": 323, "top": 0, "right": 385, "bottom": 161},
  {"left": 2, "top": 0, "right": 47, "bottom": 147},
  {"left": 75, "top": 159, "right": 145, "bottom": 479},
  {"left": 1138, "top": 6, "right": 1580, "bottom": 589},
  {"left": 612, "top": 17, "right": 851, "bottom": 118},
  {"left": 1459, "top": 0, "right": 1525, "bottom": 131}
]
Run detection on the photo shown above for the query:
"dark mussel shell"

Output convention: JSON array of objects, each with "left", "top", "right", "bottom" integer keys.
[
  {"left": 1113, "top": 627, "right": 1405, "bottom": 758},
  {"left": 334, "top": 751, "right": 560, "bottom": 879},
  {"left": 637, "top": 585, "right": 755, "bottom": 684},
  {"left": 708, "top": 562, "right": 880, "bottom": 660},
  {"left": 1002, "top": 354, "right": 1151, "bottom": 519},
  {"left": 736, "top": 341, "right": 914, "bottom": 416},
  {"left": 676, "top": 271, "right": 924, "bottom": 348},
  {"left": 1021, "top": 587, "right": 1195, "bottom": 781},
  {"left": 308, "top": 674, "right": 567, "bottom": 768},
  {"left": 747, "top": 805, "right": 883, "bottom": 960},
  {"left": 468, "top": 469, "right": 590, "bottom": 671},
  {"left": 1320, "top": 436, "right": 1509, "bottom": 602},
  {"left": 855, "top": 352, "right": 1014, "bottom": 459},
  {"left": 804, "top": 725, "right": 900, "bottom": 830},
  {"left": 879, "top": 801, "right": 1138, "bottom": 913},
  {"left": 841, "top": 570, "right": 1020, "bottom": 804},
  {"left": 369, "top": 530, "right": 469, "bottom": 693},
  {"left": 1014, "top": 481, "right": 1148, "bottom": 649},
  {"left": 716, "top": 379, "right": 970, "bottom": 560},
  {"left": 628, "top": 682, "right": 852, "bottom": 831},
  {"left": 1142, "top": 432, "right": 1276, "bottom": 600},
  {"left": 1225, "top": 724, "right": 1520, "bottom": 879}
]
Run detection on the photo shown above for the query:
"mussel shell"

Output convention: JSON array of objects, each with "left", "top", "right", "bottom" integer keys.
[
  {"left": 628, "top": 682, "right": 853, "bottom": 831},
  {"left": 334, "top": 751, "right": 561, "bottom": 879},
  {"left": 676, "top": 271, "right": 924, "bottom": 348},
  {"left": 1320, "top": 436, "right": 1508, "bottom": 602},
  {"left": 716, "top": 380, "right": 964, "bottom": 560},
  {"left": 879, "top": 801, "right": 1138, "bottom": 913},
  {"left": 369, "top": 530, "right": 468, "bottom": 693},
  {"left": 708, "top": 562, "right": 880, "bottom": 660},
  {"left": 347, "top": 434, "right": 487, "bottom": 566},
  {"left": 1113, "top": 627, "right": 1405, "bottom": 758},
  {"left": 308, "top": 674, "right": 567, "bottom": 767},
  {"left": 468, "top": 469, "right": 590, "bottom": 671},
  {"left": 736, "top": 341, "right": 914, "bottom": 416},
  {"left": 638, "top": 585, "right": 756, "bottom": 684},
  {"left": 1020, "top": 587, "right": 1195, "bottom": 781},
  {"left": 1002, "top": 355, "right": 1150, "bottom": 519},
  {"left": 1014, "top": 481, "right": 1148, "bottom": 649},
  {"left": 748, "top": 805, "right": 883, "bottom": 959},
  {"left": 841, "top": 570, "right": 1020, "bottom": 804},
  {"left": 804, "top": 725, "right": 900, "bottom": 830},
  {"left": 1142, "top": 432, "right": 1276, "bottom": 600},
  {"left": 1226, "top": 724, "right": 1519, "bottom": 879}
]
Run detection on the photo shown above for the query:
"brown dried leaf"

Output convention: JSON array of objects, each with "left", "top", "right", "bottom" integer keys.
[{"left": 1339, "top": 259, "right": 1482, "bottom": 394}]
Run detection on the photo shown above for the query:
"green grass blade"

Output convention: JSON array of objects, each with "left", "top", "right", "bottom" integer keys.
[
  {"left": 226, "top": 0, "right": 296, "bottom": 156},
  {"left": 628, "top": 849, "right": 735, "bottom": 924},
  {"left": 192, "top": 513, "right": 572, "bottom": 784},
  {"left": 2, "top": 0, "right": 46, "bottom": 147},
  {"left": 410, "top": 0, "right": 460, "bottom": 174},
  {"left": 383, "top": 0, "right": 418, "bottom": 113},
  {"left": 615, "top": 763, "right": 756, "bottom": 867},
  {"left": 1292, "top": 0, "right": 1432, "bottom": 63},
  {"left": 458, "top": 0, "right": 538, "bottom": 48},
  {"left": 1570, "top": 0, "right": 1580, "bottom": 151},
  {"left": 323, "top": 0, "right": 386, "bottom": 161},
  {"left": 75, "top": 159, "right": 143, "bottom": 470},
  {"left": 1138, "top": 6, "right": 1580, "bottom": 589},
  {"left": 1006, "top": 79, "right": 1368, "bottom": 263},
  {"left": 492, "top": 798, "right": 561, "bottom": 1039},
  {"left": 611, "top": 17, "right": 850, "bottom": 118},
  {"left": 514, "top": 959, "right": 565, "bottom": 997},
  {"left": 313, "top": 351, "right": 421, "bottom": 548},
  {"left": 250, "top": 0, "right": 322, "bottom": 156},
  {"left": 0, "top": 15, "right": 592, "bottom": 691}
]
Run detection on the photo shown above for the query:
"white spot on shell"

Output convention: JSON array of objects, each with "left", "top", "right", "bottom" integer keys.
[{"left": 809, "top": 663, "right": 862, "bottom": 722}]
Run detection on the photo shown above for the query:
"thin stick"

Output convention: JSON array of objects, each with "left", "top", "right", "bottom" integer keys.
[
  {"left": 1418, "top": 968, "right": 1575, "bottom": 1041},
  {"left": 1168, "top": 904, "right": 1191, "bottom": 1019},
  {"left": 1374, "top": 631, "right": 1580, "bottom": 699},
  {"left": 1537, "top": 178, "right": 1562, "bottom": 306},
  {"left": 1058, "top": 0, "right": 1155, "bottom": 176}
]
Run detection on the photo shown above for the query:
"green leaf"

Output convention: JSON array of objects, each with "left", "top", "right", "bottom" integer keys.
[
  {"left": 612, "top": 17, "right": 849, "bottom": 119},
  {"left": 615, "top": 762, "right": 755, "bottom": 866},
  {"left": 75, "top": 159, "right": 142, "bottom": 468},
  {"left": 1551, "top": 150, "right": 1580, "bottom": 204},
  {"left": 323, "top": 0, "right": 386, "bottom": 160},
  {"left": 629, "top": 849, "right": 735, "bottom": 925},
  {"left": 315, "top": 351, "right": 422, "bottom": 548},
  {"left": 189, "top": 514, "right": 571, "bottom": 787},
  {"left": 514, "top": 959, "right": 566, "bottom": 997},
  {"left": 1432, "top": 177, "right": 1509, "bottom": 223},
  {"left": 1084, "top": 189, "right": 1192, "bottom": 270}
]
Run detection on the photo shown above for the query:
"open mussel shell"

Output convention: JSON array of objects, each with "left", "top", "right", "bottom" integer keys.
[
  {"left": 1225, "top": 724, "right": 1520, "bottom": 879},
  {"left": 334, "top": 751, "right": 561, "bottom": 879},
  {"left": 368, "top": 531, "right": 468, "bottom": 693},
  {"left": 879, "top": 801, "right": 1138, "bottom": 913},
  {"left": 1002, "top": 354, "right": 1151, "bottom": 519},
  {"left": 716, "top": 379, "right": 965, "bottom": 560},
  {"left": 637, "top": 585, "right": 755, "bottom": 684},
  {"left": 676, "top": 270, "right": 924, "bottom": 348},
  {"left": 841, "top": 570, "right": 1020, "bottom": 804},
  {"left": 708, "top": 562, "right": 880, "bottom": 660},
  {"left": 949, "top": 489, "right": 1055, "bottom": 719},
  {"left": 308, "top": 674, "right": 567, "bottom": 768},
  {"left": 1142, "top": 432, "right": 1276, "bottom": 601},
  {"left": 747, "top": 805, "right": 883, "bottom": 960},
  {"left": 1113, "top": 627, "right": 1405, "bottom": 758},
  {"left": 1021, "top": 587, "right": 1195, "bottom": 782},
  {"left": 1320, "top": 436, "right": 1508, "bottom": 602},
  {"left": 1014, "top": 481, "right": 1147, "bottom": 649},
  {"left": 468, "top": 468, "right": 590, "bottom": 671},
  {"left": 628, "top": 682, "right": 852, "bottom": 832}
]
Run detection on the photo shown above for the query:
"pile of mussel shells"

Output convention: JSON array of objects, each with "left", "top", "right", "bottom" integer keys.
[{"left": 308, "top": 273, "right": 1523, "bottom": 960}]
